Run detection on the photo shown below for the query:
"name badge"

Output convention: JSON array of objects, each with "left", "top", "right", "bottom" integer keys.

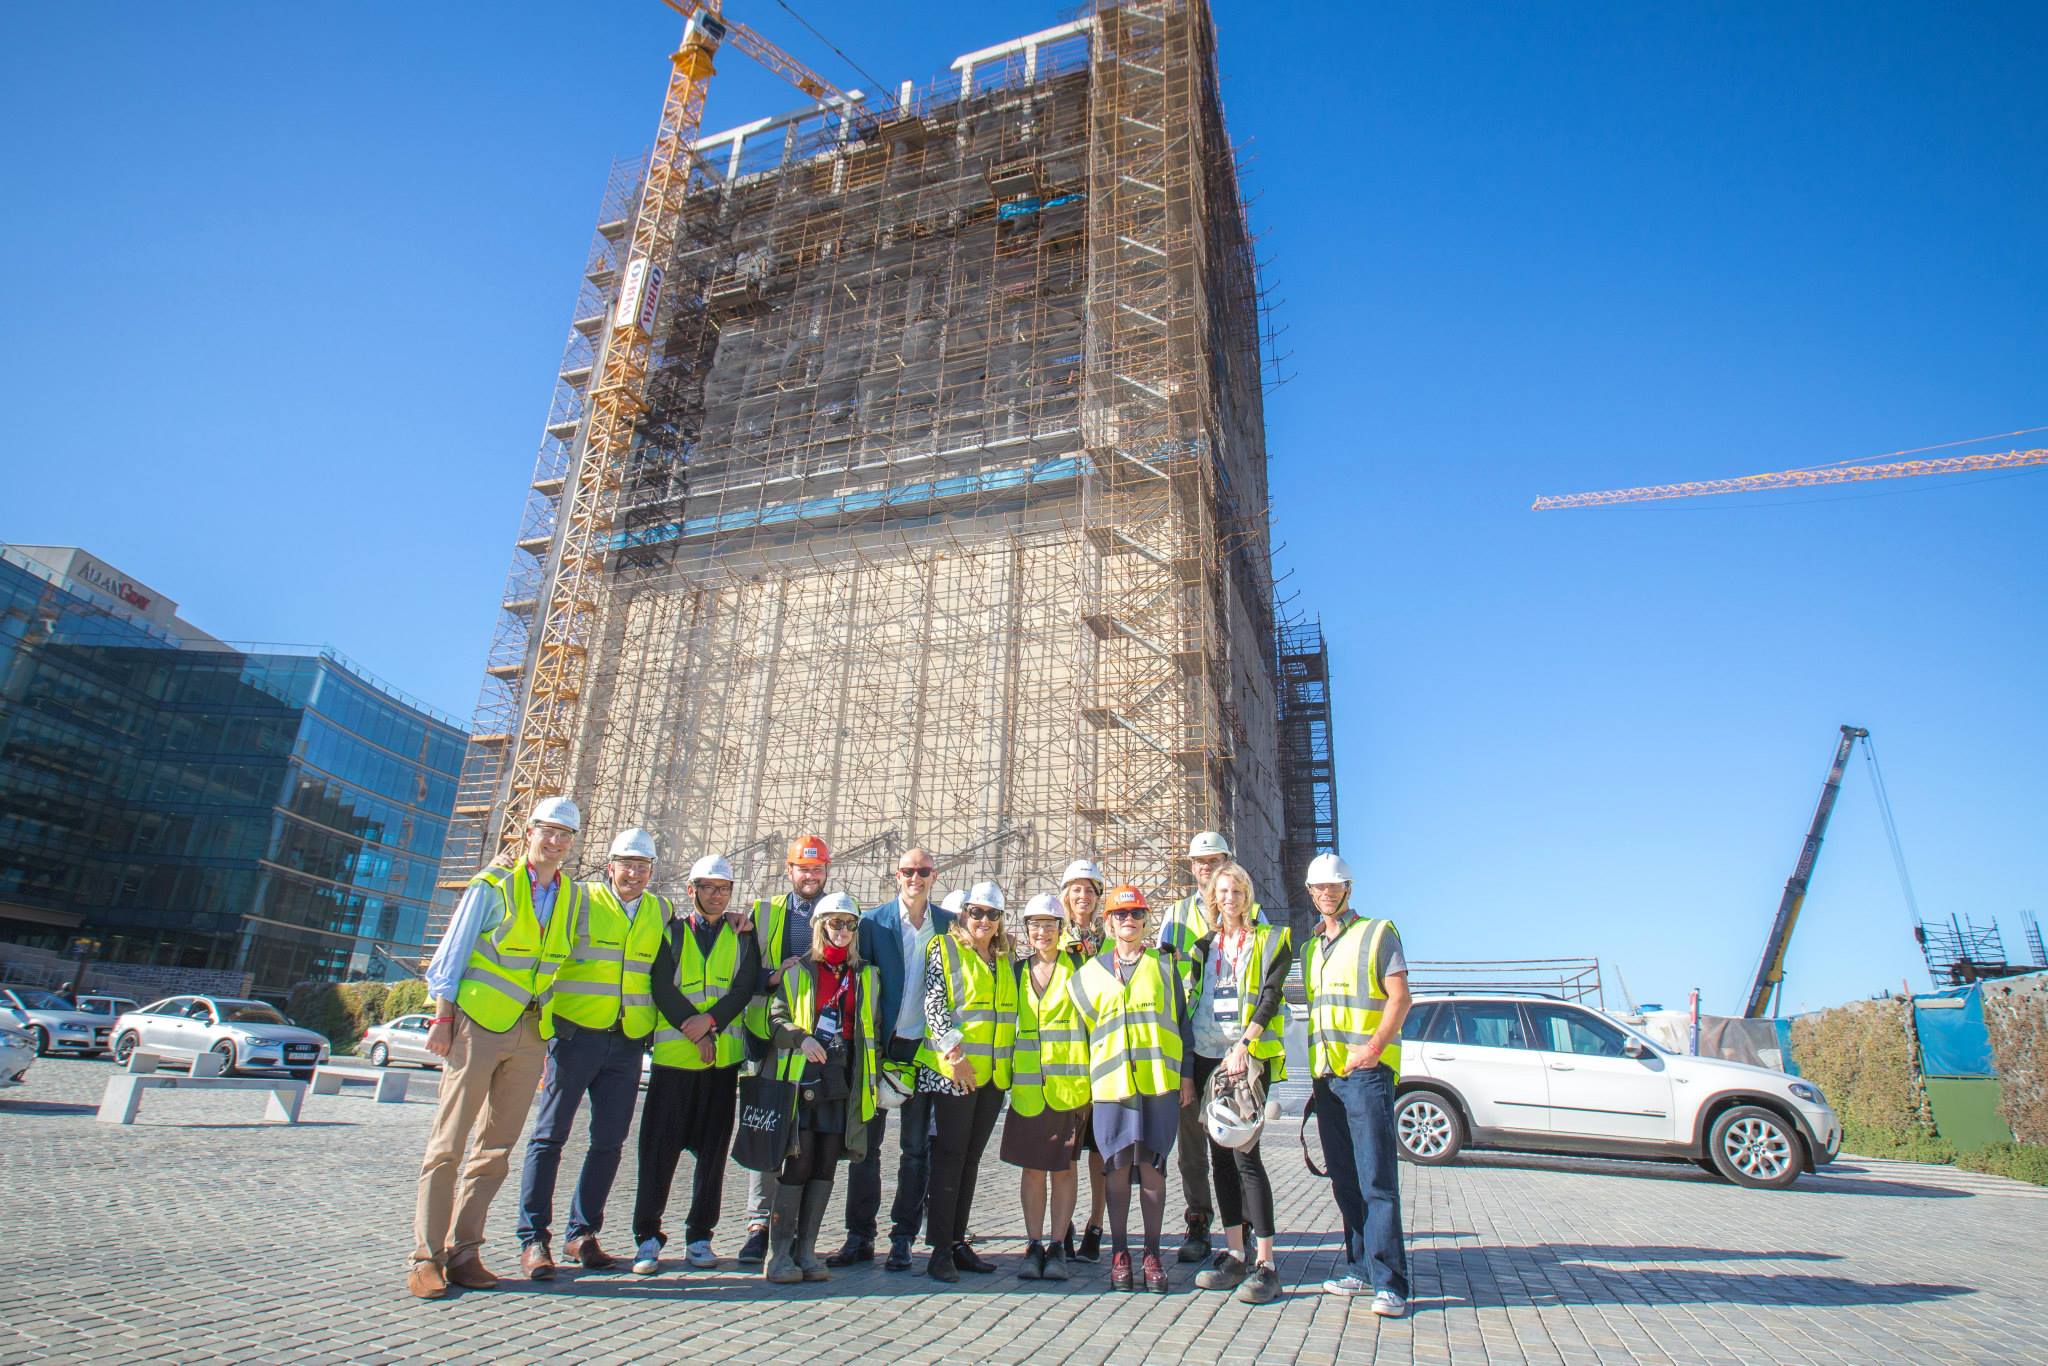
[{"left": 1209, "top": 982, "right": 1241, "bottom": 1025}]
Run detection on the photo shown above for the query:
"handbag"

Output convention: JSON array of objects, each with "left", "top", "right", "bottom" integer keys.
[{"left": 731, "top": 1072, "right": 797, "bottom": 1173}]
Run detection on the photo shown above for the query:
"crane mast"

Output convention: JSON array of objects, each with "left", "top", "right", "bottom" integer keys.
[
  {"left": 1533, "top": 447, "right": 2047, "bottom": 510},
  {"left": 498, "top": 3, "right": 851, "bottom": 844},
  {"left": 1743, "top": 724, "right": 1867, "bottom": 1017}
]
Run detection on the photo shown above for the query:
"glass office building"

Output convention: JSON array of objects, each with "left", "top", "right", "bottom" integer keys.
[{"left": 0, "top": 544, "right": 465, "bottom": 996}]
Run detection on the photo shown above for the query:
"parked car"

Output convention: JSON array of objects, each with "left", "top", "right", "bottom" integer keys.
[
  {"left": 73, "top": 994, "right": 140, "bottom": 1020},
  {"left": 0, "top": 985, "right": 116, "bottom": 1057},
  {"left": 359, "top": 1013, "right": 441, "bottom": 1069},
  {"left": 109, "top": 996, "right": 331, "bottom": 1078},
  {"left": 0, "top": 1020, "right": 34, "bottom": 1087},
  {"left": 1390, "top": 993, "right": 1842, "bottom": 1190}
]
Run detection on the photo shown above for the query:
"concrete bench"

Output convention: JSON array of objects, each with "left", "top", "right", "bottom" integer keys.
[
  {"left": 311, "top": 1064, "right": 409, "bottom": 1103},
  {"left": 97, "top": 1074, "right": 308, "bottom": 1125},
  {"left": 126, "top": 1050, "right": 226, "bottom": 1077}
]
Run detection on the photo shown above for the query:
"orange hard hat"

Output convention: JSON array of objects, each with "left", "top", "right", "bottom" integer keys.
[
  {"left": 786, "top": 834, "right": 831, "bottom": 867},
  {"left": 1105, "top": 884, "right": 1149, "bottom": 913}
]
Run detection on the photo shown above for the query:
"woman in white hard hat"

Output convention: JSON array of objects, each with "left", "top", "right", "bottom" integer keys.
[
  {"left": 1002, "top": 894, "right": 1089, "bottom": 1280},
  {"left": 761, "top": 893, "right": 881, "bottom": 1284},
  {"left": 916, "top": 880, "right": 1019, "bottom": 1283},
  {"left": 1185, "top": 862, "right": 1291, "bottom": 1304},
  {"left": 1067, "top": 884, "right": 1193, "bottom": 1293},
  {"left": 1057, "top": 858, "right": 1108, "bottom": 1261}
]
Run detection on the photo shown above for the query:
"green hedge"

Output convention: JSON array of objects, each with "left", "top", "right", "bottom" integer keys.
[
  {"left": 1958, "top": 1141, "right": 2048, "bottom": 1186},
  {"left": 285, "top": 979, "right": 430, "bottom": 1057}
]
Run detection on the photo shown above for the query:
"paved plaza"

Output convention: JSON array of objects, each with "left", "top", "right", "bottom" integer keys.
[{"left": 2, "top": 1055, "right": 2045, "bottom": 1365}]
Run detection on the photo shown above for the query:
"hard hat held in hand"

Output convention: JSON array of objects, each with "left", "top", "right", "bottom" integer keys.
[
  {"left": 609, "top": 827, "right": 658, "bottom": 861},
  {"left": 1187, "top": 831, "right": 1231, "bottom": 859},
  {"left": 1060, "top": 858, "right": 1104, "bottom": 890},
  {"left": 1305, "top": 851, "right": 1354, "bottom": 886},
  {"left": 688, "top": 853, "right": 735, "bottom": 883},
  {"left": 531, "top": 796, "right": 582, "bottom": 832},
  {"left": 1203, "top": 1065, "right": 1267, "bottom": 1151}
]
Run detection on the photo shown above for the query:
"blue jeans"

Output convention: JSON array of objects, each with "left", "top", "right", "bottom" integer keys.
[
  {"left": 517, "top": 1022, "right": 644, "bottom": 1247},
  {"left": 1314, "top": 1065, "right": 1409, "bottom": 1297},
  {"left": 842, "top": 1092, "right": 935, "bottom": 1241}
]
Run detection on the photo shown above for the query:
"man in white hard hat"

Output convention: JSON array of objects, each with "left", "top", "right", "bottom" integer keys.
[
  {"left": 1158, "top": 829, "right": 1237, "bottom": 1264},
  {"left": 630, "top": 852, "right": 761, "bottom": 1274},
  {"left": 1301, "top": 851, "right": 1411, "bottom": 1317},
  {"left": 514, "top": 827, "right": 670, "bottom": 1280},
  {"left": 409, "top": 796, "right": 586, "bottom": 1300},
  {"left": 830, "top": 846, "right": 956, "bottom": 1271}
]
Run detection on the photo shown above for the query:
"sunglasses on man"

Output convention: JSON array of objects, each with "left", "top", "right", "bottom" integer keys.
[{"left": 898, "top": 866, "right": 935, "bottom": 877}]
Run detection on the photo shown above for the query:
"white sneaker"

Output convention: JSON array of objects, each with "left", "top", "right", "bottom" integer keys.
[
  {"left": 631, "top": 1238, "right": 662, "bottom": 1275},
  {"left": 685, "top": 1239, "right": 718, "bottom": 1269},
  {"left": 1322, "top": 1272, "right": 1368, "bottom": 1296},
  {"left": 1371, "top": 1290, "right": 1408, "bottom": 1317}
]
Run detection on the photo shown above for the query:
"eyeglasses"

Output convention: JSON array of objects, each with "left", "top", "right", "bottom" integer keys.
[
  {"left": 963, "top": 908, "right": 1002, "bottom": 922},
  {"left": 897, "top": 867, "right": 935, "bottom": 877}
]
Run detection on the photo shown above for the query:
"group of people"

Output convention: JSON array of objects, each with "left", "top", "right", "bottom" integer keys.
[{"left": 405, "top": 800, "right": 1413, "bottom": 1318}]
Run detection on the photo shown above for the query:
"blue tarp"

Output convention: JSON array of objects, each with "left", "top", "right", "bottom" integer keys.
[{"left": 1912, "top": 984, "right": 1997, "bottom": 1078}]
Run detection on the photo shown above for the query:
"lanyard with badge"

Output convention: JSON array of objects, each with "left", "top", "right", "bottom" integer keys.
[{"left": 1209, "top": 934, "right": 1248, "bottom": 1028}]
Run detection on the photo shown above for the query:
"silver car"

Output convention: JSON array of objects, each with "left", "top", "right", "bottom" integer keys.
[
  {"left": 109, "top": 996, "right": 331, "bottom": 1078},
  {"left": 0, "top": 985, "right": 115, "bottom": 1057},
  {"left": 359, "top": 1013, "right": 441, "bottom": 1069},
  {"left": 73, "top": 994, "right": 141, "bottom": 1021}
]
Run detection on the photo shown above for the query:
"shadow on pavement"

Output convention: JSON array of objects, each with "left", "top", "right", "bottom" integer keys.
[
  {"left": 0, "top": 1099, "right": 99, "bottom": 1117},
  {"left": 1456, "top": 1151, "right": 1968, "bottom": 1198},
  {"left": 1414, "top": 1243, "right": 1972, "bottom": 1309}
]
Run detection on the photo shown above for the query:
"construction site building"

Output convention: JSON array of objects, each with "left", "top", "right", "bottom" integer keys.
[{"left": 433, "top": 1, "right": 1335, "bottom": 931}]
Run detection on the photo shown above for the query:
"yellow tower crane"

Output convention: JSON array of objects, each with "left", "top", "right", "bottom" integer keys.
[
  {"left": 1533, "top": 445, "right": 2047, "bottom": 509},
  {"left": 500, "top": 3, "right": 853, "bottom": 842}
]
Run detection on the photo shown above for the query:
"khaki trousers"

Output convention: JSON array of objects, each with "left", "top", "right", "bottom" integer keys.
[{"left": 412, "top": 1010, "right": 547, "bottom": 1265}]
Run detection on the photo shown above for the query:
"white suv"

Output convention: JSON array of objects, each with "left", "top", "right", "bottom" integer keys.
[{"left": 1392, "top": 994, "right": 1841, "bottom": 1189}]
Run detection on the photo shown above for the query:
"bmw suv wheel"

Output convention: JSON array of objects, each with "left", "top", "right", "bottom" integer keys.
[
  {"left": 1393, "top": 1090, "right": 1467, "bottom": 1164},
  {"left": 1708, "top": 1105, "right": 1802, "bottom": 1189}
]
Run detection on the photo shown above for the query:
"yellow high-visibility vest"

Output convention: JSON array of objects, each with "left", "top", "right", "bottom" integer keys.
[
  {"left": 742, "top": 894, "right": 795, "bottom": 1042},
  {"left": 1011, "top": 954, "right": 1090, "bottom": 1116},
  {"left": 455, "top": 863, "right": 578, "bottom": 1033},
  {"left": 544, "top": 885, "right": 666, "bottom": 1039},
  {"left": 774, "top": 962, "right": 881, "bottom": 1125},
  {"left": 1200, "top": 922, "right": 1291, "bottom": 1081},
  {"left": 1305, "top": 916, "right": 1402, "bottom": 1079},
  {"left": 913, "top": 935, "right": 1019, "bottom": 1088},
  {"left": 649, "top": 916, "right": 747, "bottom": 1070},
  {"left": 1068, "top": 949, "right": 1183, "bottom": 1102}
]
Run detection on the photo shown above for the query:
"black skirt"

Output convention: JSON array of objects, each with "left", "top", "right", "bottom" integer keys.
[{"left": 999, "top": 1104, "right": 1088, "bottom": 1170}]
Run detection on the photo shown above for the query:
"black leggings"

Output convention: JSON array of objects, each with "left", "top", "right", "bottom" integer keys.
[
  {"left": 1188, "top": 1053, "right": 1277, "bottom": 1238},
  {"left": 781, "top": 1124, "right": 845, "bottom": 1186},
  {"left": 926, "top": 1087, "right": 1002, "bottom": 1249}
]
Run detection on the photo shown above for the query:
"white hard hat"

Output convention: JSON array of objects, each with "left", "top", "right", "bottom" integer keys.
[
  {"left": 687, "top": 853, "right": 735, "bottom": 883},
  {"left": 814, "top": 891, "right": 861, "bottom": 923},
  {"left": 1060, "top": 858, "right": 1104, "bottom": 890},
  {"left": 1188, "top": 831, "right": 1231, "bottom": 859},
  {"left": 1305, "top": 851, "right": 1354, "bottom": 886},
  {"left": 939, "top": 890, "right": 967, "bottom": 914},
  {"left": 965, "top": 880, "right": 1006, "bottom": 912},
  {"left": 1203, "top": 1067, "right": 1267, "bottom": 1151},
  {"left": 876, "top": 1064, "right": 914, "bottom": 1111},
  {"left": 530, "top": 796, "right": 581, "bottom": 832},
  {"left": 608, "top": 827, "right": 657, "bottom": 861},
  {"left": 1021, "top": 893, "right": 1062, "bottom": 922}
]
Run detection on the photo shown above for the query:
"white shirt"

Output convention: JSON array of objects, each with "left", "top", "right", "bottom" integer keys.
[{"left": 895, "top": 902, "right": 940, "bottom": 1040}]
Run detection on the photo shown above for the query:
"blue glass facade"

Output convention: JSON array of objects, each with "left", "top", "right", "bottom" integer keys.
[{"left": 0, "top": 549, "right": 465, "bottom": 995}]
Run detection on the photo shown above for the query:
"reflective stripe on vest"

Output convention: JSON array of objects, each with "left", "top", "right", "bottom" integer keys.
[
  {"left": 742, "top": 895, "right": 791, "bottom": 1040},
  {"left": 545, "top": 885, "right": 666, "bottom": 1040},
  {"left": 1011, "top": 955, "right": 1090, "bottom": 1117},
  {"left": 914, "top": 936, "right": 1018, "bottom": 1088},
  {"left": 650, "top": 916, "right": 747, "bottom": 1070},
  {"left": 456, "top": 864, "right": 577, "bottom": 1033},
  {"left": 1068, "top": 949, "right": 1183, "bottom": 1102},
  {"left": 1306, "top": 916, "right": 1402, "bottom": 1079},
  {"left": 774, "top": 962, "right": 880, "bottom": 1126}
]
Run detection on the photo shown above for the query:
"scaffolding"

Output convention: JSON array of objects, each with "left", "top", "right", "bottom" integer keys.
[
  {"left": 1915, "top": 913, "right": 2044, "bottom": 986},
  {"left": 435, "top": 2, "right": 1292, "bottom": 932},
  {"left": 1276, "top": 616, "right": 1338, "bottom": 899}
]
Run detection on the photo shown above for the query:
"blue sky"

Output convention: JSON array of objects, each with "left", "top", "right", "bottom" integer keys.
[{"left": 3, "top": 3, "right": 2041, "bottom": 1015}]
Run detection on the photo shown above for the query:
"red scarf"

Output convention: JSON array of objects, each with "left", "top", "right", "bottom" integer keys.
[{"left": 815, "top": 951, "right": 852, "bottom": 1012}]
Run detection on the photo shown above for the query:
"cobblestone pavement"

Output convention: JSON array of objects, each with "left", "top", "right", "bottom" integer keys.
[{"left": 3, "top": 1056, "right": 2045, "bottom": 1365}]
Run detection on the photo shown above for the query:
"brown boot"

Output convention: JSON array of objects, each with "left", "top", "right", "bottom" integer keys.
[
  {"left": 445, "top": 1253, "right": 500, "bottom": 1290},
  {"left": 564, "top": 1234, "right": 615, "bottom": 1270},
  {"left": 406, "top": 1261, "right": 448, "bottom": 1300},
  {"left": 520, "top": 1241, "right": 555, "bottom": 1280}
]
